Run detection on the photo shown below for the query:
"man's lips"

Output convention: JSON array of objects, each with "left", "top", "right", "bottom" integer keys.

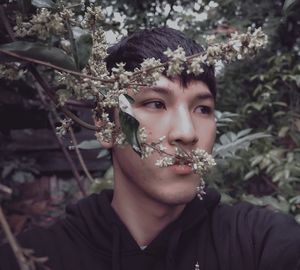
[
  {"left": 173, "top": 159, "right": 191, "bottom": 166},
  {"left": 170, "top": 159, "right": 193, "bottom": 174}
]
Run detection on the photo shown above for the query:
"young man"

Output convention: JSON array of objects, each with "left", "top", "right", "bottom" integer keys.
[{"left": 1, "top": 27, "right": 300, "bottom": 270}]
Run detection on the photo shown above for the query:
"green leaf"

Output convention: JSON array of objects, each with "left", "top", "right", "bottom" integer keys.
[
  {"left": 97, "top": 149, "right": 110, "bottom": 159},
  {"left": 237, "top": 128, "right": 252, "bottom": 138},
  {"left": 12, "top": 171, "right": 34, "bottom": 183},
  {"left": 289, "top": 195, "right": 300, "bottom": 204},
  {"left": 283, "top": 0, "right": 297, "bottom": 14},
  {"left": 242, "top": 194, "right": 290, "bottom": 213},
  {"left": 244, "top": 170, "right": 258, "bottom": 180},
  {"left": 250, "top": 155, "right": 263, "bottom": 167},
  {"left": 0, "top": 41, "right": 77, "bottom": 71},
  {"left": 32, "top": 0, "right": 56, "bottom": 8},
  {"left": 119, "top": 111, "right": 141, "bottom": 155},
  {"left": 289, "top": 75, "right": 300, "bottom": 87},
  {"left": 214, "top": 132, "right": 270, "bottom": 158},
  {"left": 295, "top": 214, "right": 300, "bottom": 224},
  {"left": 72, "top": 27, "right": 93, "bottom": 70},
  {"left": 76, "top": 140, "right": 102, "bottom": 150},
  {"left": 278, "top": 126, "right": 289, "bottom": 138},
  {"left": 273, "top": 102, "right": 288, "bottom": 107},
  {"left": 1, "top": 163, "right": 15, "bottom": 178},
  {"left": 17, "top": 0, "right": 31, "bottom": 14},
  {"left": 124, "top": 94, "right": 135, "bottom": 104}
]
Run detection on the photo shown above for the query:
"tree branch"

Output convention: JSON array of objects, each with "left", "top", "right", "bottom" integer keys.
[
  {"left": 69, "top": 127, "right": 94, "bottom": 183},
  {"left": 48, "top": 114, "right": 87, "bottom": 197},
  {"left": 60, "top": 107, "right": 100, "bottom": 131},
  {"left": 0, "top": 49, "right": 114, "bottom": 83},
  {"left": 30, "top": 67, "right": 101, "bottom": 131},
  {"left": 0, "top": 206, "right": 31, "bottom": 270},
  {"left": 0, "top": 49, "right": 148, "bottom": 89},
  {"left": 0, "top": 183, "right": 13, "bottom": 198}
]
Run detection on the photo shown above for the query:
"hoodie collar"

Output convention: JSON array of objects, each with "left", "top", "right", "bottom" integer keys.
[{"left": 64, "top": 187, "right": 220, "bottom": 254}]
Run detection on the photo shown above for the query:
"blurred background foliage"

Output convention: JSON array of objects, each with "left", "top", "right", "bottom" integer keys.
[{"left": 0, "top": 0, "right": 300, "bottom": 230}]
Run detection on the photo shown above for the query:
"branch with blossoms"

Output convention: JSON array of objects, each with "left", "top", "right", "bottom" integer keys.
[{"left": 0, "top": 1, "right": 268, "bottom": 183}]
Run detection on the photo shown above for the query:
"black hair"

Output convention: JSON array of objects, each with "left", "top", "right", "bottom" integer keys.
[{"left": 105, "top": 27, "right": 216, "bottom": 98}]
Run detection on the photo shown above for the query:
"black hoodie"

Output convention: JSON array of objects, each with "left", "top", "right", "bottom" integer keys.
[{"left": 1, "top": 188, "right": 300, "bottom": 270}]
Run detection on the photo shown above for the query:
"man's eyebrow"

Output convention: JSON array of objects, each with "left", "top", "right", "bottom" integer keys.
[
  {"left": 195, "top": 92, "right": 214, "bottom": 101},
  {"left": 143, "top": 86, "right": 214, "bottom": 101},
  {"left": 143, "top": 86, "right": 171, "bottom": 95}
]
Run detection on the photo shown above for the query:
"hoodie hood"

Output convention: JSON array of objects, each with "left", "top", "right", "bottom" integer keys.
[{"left": 64, "top": 188, "right": 221, "bottom": 270}]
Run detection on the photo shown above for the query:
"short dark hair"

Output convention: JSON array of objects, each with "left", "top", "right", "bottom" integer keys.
[{"left": 105, "top": 27, "right": 216, "bottom": 98}]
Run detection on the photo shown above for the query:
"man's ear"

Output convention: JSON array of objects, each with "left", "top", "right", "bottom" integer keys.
[{"left": 94, "top": 117, "right": 114, "bottom": 149}]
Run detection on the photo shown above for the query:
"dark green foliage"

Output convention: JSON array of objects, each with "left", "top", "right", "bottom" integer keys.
[
  {"left": 119, "top": 110, "right": 141, "bottom": 155},
  {"left": 0, "top": 41, "right": 77, "bottom": 70}
]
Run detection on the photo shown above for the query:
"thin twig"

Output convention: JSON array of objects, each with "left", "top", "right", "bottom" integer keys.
[
  {"left": 30, "top": 67, "right": 100, "bottom": 131},
  {"left": 69, "top": 127, "right": 94, "bottom": 183},
  {"left": 60, "top": 107, "right": 100, "bottom": 131},
  {"left": 48, "top": 114, "right": 87, "bottom": 197},
  {"left": 142, "top": 142, "right": 188, "bottom": 161},
  {"left": 65, "top": 99, "right": 95, "bottom": 108},
  {"left": 0, "top": 49, "right": 114, "bottom": 83},
  {"left": 34, "top": 79, "right": 87, "bottom": 197},
  {"left": 0, "top": 206, "right": 31, "bottom": 270},
  {"left": 0, "top": 183, "right": 13, "bottom": 197},
  {"left": 0, "top": 49, "right": 151, "bottom": 88}
]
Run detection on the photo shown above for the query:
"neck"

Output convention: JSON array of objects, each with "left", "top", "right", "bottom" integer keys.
[{"left": 111, "top": 181, "right": 185, "bottom": 247}]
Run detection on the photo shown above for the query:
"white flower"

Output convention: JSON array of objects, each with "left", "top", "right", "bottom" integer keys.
[
  {"left": 190, "top": 148, "right": 216, "bottom": 176},
  {"left": 187, "top": 55, "right": 206, "bottom": 75},
  {"left": 114, "top": 132, "right": 128, "bottom": 146},
  {"left": 155, "top": 157, "right": 175, "bottom": 167},
  {"left": 164, "top": 46, "right": 187, "bottom": 77},
  {"left": 138, "top": 127, "right": 148, "bottom": 143}
]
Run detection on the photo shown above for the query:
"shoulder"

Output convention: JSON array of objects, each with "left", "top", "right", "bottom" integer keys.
[
  {"left": 211, "top": 201, "right": 300, "bottom": 269},
  {"left": 212, "top": 201, "right": 300, "bottom": 234}
]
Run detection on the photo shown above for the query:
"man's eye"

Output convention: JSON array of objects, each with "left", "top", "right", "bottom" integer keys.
[
  {"left": 143, "top": 101, "right": 166, "bottom": 110},
  {"left": 195, "top": 105, "right": 212, "bottom": 114}
]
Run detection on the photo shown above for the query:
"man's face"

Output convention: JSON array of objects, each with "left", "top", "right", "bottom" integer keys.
[{"left": 111, "top": 76, "right": 216, "bottom": 206}]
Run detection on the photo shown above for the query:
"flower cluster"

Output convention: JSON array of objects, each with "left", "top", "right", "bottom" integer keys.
[
  {"left": 164, "top": 47, "right": 187, "bottom": 77},
  {"left": 14, "top": 8, "right": 66, "bottom": 40},
  {"left": 0, "top": 64, "right": 27, "bottom": 80},
  {"left": 56, "top": 118, "right": 73, "bottom": 136},
  {"left": 100, "top": 64, "right": 133, "bottom": 108},
  {"left": 95, "top": 120, "right": 115, "bottom": 143},
  {"left": 114, "top": 132, "right": 127, "bottom": 146},
  {"left": 154, "top": 146, "right": 216, "bottom": 181},
  {"left": 81, "top": 6, "right": 104, "bottom": 29},
  {"left": 203, "top": 27, "right": 268, "bottom": 65},
  {"left": 139, "top": 133, "right": 166, "bottom": 159},
  {"left": 85, "top": 29, "right": 108, "bottom": 77},
  {"left": 155, "top": 157, "right": 175, "bottom": 167},
  {"left": 131, "top": 58, "right": 165, "bottom": 92},
  {"left": 187, "top": 55, "right": 205, "bottom": 75},
  {"left": 189, "top": 149, "right": 216, "bottom": 177}
]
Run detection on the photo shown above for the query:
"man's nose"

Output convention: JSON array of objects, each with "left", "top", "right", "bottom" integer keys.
[{"left": 168, "top": 106, "right": 198, "bottom": 145}]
